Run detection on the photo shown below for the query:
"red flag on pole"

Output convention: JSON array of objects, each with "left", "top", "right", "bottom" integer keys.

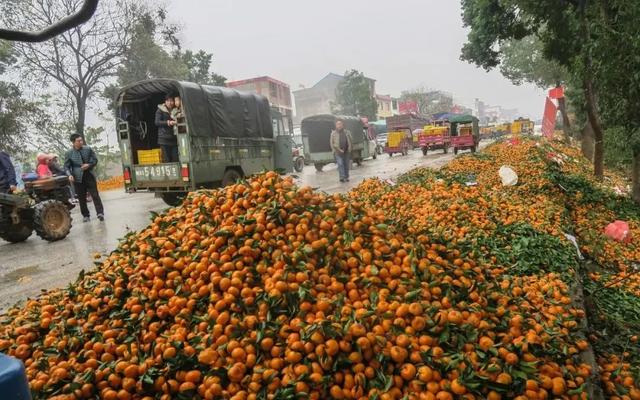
[
  {"left": 542, "top": 97, "right": 557, "bottom": 138},
  {"left": 549, "top": 86, "right": 564, "bottom": 99}
]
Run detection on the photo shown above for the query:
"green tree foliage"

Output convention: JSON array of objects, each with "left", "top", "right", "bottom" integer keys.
[
  {"left": 1, "top": 0, "right": 140, "bottom": 137},
  {"left": 0, "top": 82, "right": 39, "bottom": 156},
  {"left": 499, "top": 36, "right": 567, "bottom": 88},
  {"left": 104, "top": 10, "right": 226, "bottom": 107},
  {"left": 399, "top": 88, "right": 454, "bottom": 117},
  {"left": 332, "top": 70, "right": 378, "bottom": 120},
  {"left": 589, "top": 0, "right": 640, "bottom": 202},
  {"left": 460, "top": 0, "right": 605, "bottom": 178},
  {"left": 174, "top": 50, "right": 226, "bottom": 86}
]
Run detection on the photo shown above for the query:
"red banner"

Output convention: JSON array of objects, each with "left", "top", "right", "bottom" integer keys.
[
  {"left": 542, "top": 97, "right": 557, "bottom": 138},
  {"left": 398, "top": 101, "right": 418, "bottom": 115},
  {"left": 549, "top": 86, "right": 564, "bottom": 99}
]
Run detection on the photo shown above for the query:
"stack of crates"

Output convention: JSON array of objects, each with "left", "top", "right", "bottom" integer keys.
[{"left": 137, "top": 149, "right": 163, "bottom": 165}]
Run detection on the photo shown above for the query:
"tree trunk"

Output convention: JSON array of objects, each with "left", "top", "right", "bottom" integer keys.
[
  {"left": 557, "top": 96, "right": 571, "bottom": 141},
  {"left": 584, "top": 77, "right": 604, "bottom": 178},
  {"left": 581, "top": 120, "right": 595, "bottom": 162},
  {"left": 581, "top": 8, "right": 604, "bottom": 179},
  {"left": 633, "top": 149, "right": 640, "bottom": 204},
  {"left": 76, "top": 96, "right": 86, "bottom": 138}
]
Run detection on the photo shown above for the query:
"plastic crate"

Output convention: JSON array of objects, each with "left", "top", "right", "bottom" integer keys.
[
  {"left": 0, "top": 353, "right": 31, "bottom": 400},
  {"left": 137, "top": 149, "right": 162, "bottom": 165}
]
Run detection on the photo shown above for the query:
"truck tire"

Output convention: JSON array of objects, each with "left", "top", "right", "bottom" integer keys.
[
  {"left": 355, "top": 158, "right": 363, "bottom": 166},
  {"left": 294, "top": 157, "right": 304, "bottom": 173},
  {"left": 471, "top": 145, "right": 477, "bottom": 153},
  {"left": 443, "top": 145, "right": 449, "bottom": 154},
  {"left": 454, "top": 147, "right": 459, "bottom": 155},
  {"left": 222, "top": 169, "right": 243, "bottom": 187},
  {"left": 160, "top": 192, "right": 186, "bottom": 207},
  {"left": 422, "top": 147, "right": 428, "bottom": 156},
  {"left": 33, "top": 200, "right": 72, "bottom": 242},
  {"left": 314, "top": 163, "right": 324, "bottom": 172}
]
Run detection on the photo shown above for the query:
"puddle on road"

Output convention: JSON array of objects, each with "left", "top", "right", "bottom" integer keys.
[{"left": 1, "top": 265, "right": 41, "bottom": 284}]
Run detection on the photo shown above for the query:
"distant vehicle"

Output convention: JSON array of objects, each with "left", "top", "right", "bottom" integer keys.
[
  {"left": 116, "top": 79, "right": 293, "bottom": 206},
  {"left": 449, "top": 114, "right": 480, "bottom": 154},
  {"left": 300, "top": 115, "right": 376, "bottom": 172},
  {"left": 386, "top": 114, "right": 430, "bottom": 150},
  {"left": 384, "top": 128, "right": 413, "bottom": 157},
  {"left": 418, "top": 121, "right": 451, "bottom": 155},
  {"left": 512, "top": 118, "right": 534, "bottom": 135}
]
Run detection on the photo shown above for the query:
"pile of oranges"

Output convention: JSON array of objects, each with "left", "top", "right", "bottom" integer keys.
[
  {"left": 1, "top": 138, "right": 639, "bottom": 399},
  {"left": 97, "top": 176, "right": 124, "bottom": 192}
]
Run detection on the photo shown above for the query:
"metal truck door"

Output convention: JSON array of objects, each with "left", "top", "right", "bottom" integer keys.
[{"left": 274, "top": 136, "right": 293, "bottom": 174}]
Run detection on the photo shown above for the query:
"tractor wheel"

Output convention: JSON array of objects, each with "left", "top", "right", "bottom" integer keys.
[
  {"left": 314, "top": 163, "right": 324, "bottom": 172},
  {"left": 222, "top": 168, "right": 243, "bottom": 187},
  {"left": 294, "top": 157, "right": 305, "bottom": 173},
  {"left": 422, "top": 147, "right": 428, "bottom": 156},
  {"left": 388, "top": 152, "right": 393, "bottom": 158},
  {"left": 355, "top": 158, "right": 363, "bottom": 166},
  {"left": 33, "top": 200, "right": 72, "bottom": 242},
  {"left": 160, "top": 192, "right": 186, "bottom": 207},
  {"left": 454, "top": 148, "right": 459, "bottom": 155},
  {"left": 0, "top": 209, "right": 33, "bottom": 243},
  {"left": 471, "top": 145, "right": 477, "bottom": 153},
  {"left": 443, "top": 145, "right": 449, "bottom": 154}
]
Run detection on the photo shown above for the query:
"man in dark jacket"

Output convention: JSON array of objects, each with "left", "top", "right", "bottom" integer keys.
[
  {"left": 0, "top": 151, "right": 17, "bottom": 193},
  {"left": 65, "top": 134, "right": 104, "bottom": 222},
  {"left": 155, "top": 94, "right": 178, "bottom": 162}
]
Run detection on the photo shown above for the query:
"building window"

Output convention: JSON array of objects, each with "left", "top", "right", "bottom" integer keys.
[{"left": 269, "top": 82, "right": 278, "bottom": 99}]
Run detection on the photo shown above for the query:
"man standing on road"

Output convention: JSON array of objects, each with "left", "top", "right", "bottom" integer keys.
[
  {"left": 330, "top": 119, "right": 353, "bottom": 183},
  {"left": 0, "top": 151, "right": 17, "bottom": 193},
  {"left": 65, "top": 134, "right": 104, "bottom": 222}
]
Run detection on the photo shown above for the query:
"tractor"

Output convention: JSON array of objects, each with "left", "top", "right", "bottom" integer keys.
[{"left": 0, "top": 176, "right": 74, "bottom": 243}]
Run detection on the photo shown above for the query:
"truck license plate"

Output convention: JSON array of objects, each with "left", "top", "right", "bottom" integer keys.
[{"left": 134, "top": 164, "right": 180, "bottom": 181}]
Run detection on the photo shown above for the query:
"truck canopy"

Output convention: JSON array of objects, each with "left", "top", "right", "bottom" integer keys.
[
  {"left": 301, "top": 115, "right": 365, "bottom": 153},
  {"left": 116, "top": 79, "right": 273, "bottom": 139}
]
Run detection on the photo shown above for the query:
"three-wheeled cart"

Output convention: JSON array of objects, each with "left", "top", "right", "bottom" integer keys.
[
  {"left": 419, "top": 122, "right": 451, "bottom": 155},
  {"left": 384, "top": 128, "right": 412, "bottom": 157},
  {"left": 449, "top": 114, "right": 480, "bottom": 155}
]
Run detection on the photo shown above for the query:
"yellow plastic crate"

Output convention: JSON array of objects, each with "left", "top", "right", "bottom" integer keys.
[{"left": 137, "top": 149, "right": 162, "bottom": 165}]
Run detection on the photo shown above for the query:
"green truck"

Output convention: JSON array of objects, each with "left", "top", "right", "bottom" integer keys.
[
  {"left": 300, "top": 114, "right": 376, "bottom": 172},
  {"left": 116, "top": 79, "right": 293, "bottom": 205}
]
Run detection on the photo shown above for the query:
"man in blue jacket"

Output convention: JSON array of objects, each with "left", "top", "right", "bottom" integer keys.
[
  {"left": 0, "top": 151, "right": 17, "bottom": 194},
  {"left": 65, "top": 134, "right": 104, "bottom": 222}
]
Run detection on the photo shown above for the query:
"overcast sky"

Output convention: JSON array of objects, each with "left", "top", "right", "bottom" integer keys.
[{"left": 166, "top": 0, "right": 546, "bottom": 119}]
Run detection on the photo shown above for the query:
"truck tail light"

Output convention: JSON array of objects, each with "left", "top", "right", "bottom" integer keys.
[
  {"left": 181, "top": 164, "right": 189, "bottom": 181},
  {"left": 123, "top": 167, "right": 131, "bottom": 184}
]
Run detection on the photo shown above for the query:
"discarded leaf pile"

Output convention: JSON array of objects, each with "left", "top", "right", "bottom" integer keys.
[{"left": 1, "top": 138, "right": 639, "bottom": 400}]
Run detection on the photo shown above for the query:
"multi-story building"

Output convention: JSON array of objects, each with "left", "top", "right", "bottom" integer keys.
[
  {"left": 226, "top": 76, "right": 293, "bottom": 125},
  {"left": 376, "top": 94, "right": 393, "bottom": 118},
  {"left": 293, "top": 73, "right": 376, "bottom": 125}
]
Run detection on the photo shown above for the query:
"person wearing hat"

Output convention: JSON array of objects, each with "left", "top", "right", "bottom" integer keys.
[
  {"left": 36, "top": 153, "right": 53, "bottom": 178},
  {"left": 155, "top": 94, "right": 178, "bottom": 162}
]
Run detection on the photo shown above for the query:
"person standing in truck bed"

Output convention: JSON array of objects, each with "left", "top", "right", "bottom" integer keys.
[{"left": 155, "top": 94, "right": 178, "bottom": 162}]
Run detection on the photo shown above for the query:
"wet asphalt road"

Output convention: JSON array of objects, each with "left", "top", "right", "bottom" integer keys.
[{"left": 0, "top": 145, "right": 484, "bottom": 311}]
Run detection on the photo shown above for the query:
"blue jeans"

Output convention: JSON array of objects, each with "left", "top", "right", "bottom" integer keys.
[{"left": 335, "top": 152, "right": 350, "bottom": 181}]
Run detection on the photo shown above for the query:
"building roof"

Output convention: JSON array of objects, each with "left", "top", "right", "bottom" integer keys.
[
  {"left": 226, "top": 76, "right": 290, "bottom": 88},
  {"left": 293, "top": 72, "right": 376, "bottom": 94}
]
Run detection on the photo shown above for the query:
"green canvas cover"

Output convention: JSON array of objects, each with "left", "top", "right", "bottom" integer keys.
[{"left": 117, "top": 79, "right": 273, "bottom": 139}]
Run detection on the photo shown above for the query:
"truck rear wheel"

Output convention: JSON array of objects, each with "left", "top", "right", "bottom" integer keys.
[
  {"left": 33, "top": 200, "right": 71, "bottom": 242},
  {"left": 422, "top": 147, "right": 428, "bottom": 156},
  {"left": 222, "top": 169, "right": 243, "bottom": 187},
  {"left": 160, "top": 192, "right": 186, "bottom": 207},
  {"left": 314, "top": 163, "right": 324, "bottom": 172}
]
